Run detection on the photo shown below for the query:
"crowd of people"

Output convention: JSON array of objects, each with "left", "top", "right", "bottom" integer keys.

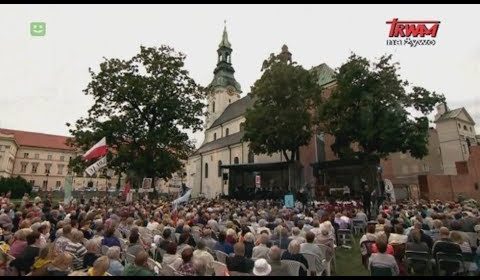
[{"left": 0, "top": 191, "right": 478, "bottom": 276}]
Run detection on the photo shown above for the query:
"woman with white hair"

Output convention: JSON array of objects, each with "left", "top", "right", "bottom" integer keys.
[
  {"left": 106, "top": 246, "right": 124, "bottom": 276},
  {"left": 256, "top": 219, "right": 271, "bottom": 236},
  {"left": 243, "top": 232, "right": 255, "bottom": 258},
  {"left": 280, "top": 240, "right": 308, "bottom": 276}
]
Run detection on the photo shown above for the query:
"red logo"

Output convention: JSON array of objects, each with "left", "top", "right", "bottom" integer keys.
[{"left": 386, "top": 18, "right": 440, "bottom": 38}]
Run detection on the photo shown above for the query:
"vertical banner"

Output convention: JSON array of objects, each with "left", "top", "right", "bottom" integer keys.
[
  {"left": 284, "top": 194, "right": 294, "bottom": 208},
  {"left": 64, "top": 175, "right": 73, "bottom": 204},
  {"left": 142, "top": 178, "right": 153, "bottom": 189},
  {"left": 255, "top": 175, "right": 261, "bottom": 188}
]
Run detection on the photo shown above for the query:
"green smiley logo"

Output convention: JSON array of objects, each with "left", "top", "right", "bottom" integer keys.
[{"left": 30, "top": 22, "right": 46, "bottom": 37}]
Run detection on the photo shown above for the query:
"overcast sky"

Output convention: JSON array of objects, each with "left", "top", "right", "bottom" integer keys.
[{"left": 1, "top": 4, "right": 479, "bottom": 148}]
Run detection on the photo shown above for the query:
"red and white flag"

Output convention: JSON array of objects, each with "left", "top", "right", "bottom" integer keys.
[{"left": 83, "top": 137, "right": 107, "bottom": 161}]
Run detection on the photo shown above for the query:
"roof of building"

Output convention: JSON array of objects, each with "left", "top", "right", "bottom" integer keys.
[
  {"left": 0, "top": 128, "right": 74, "bottom": 151},
  {"left": 435, "top": 107, "right": 476, "bottom": 124},
  {"left": 209, "top": 94, "right": 255, "bottom": 129},
  {"left": 310, "top": 63, "right": 336, "bottom": 86},
  {"left": 193, "top": 131, "right": 244, "bottom": 156}
]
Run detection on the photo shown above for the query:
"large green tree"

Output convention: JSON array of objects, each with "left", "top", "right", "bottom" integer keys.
[
  {"left": 318, "top": 53, "right": 445, "bottom": 164},
  {"left": 243, "top": 46, "right": 323, "bottom": 190},
  {"left": 67, "top": 45, "right": 205, "bottom": 187},
  {"left": 243, "top": 47, "right": 323, "bottom": 162}
]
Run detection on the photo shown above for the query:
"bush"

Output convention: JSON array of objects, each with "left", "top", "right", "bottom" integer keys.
[{"left": 0, "top": 176, "right": 32, "bottom": 199}]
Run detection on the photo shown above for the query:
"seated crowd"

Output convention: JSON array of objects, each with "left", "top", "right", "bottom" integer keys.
[{"left": 0, "top": 192, "right": 478, "bottom": 276}]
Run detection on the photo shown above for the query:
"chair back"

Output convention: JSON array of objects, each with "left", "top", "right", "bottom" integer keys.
[
  {"left": 370, "top": 265, "right": 393, "bottom": 276},
  {"left": 317, "top": 244, "right": 333, "bottom": 261},
  {"left": 302, "top": 252, "right": 324, "bottom": 275},
  {"left": 360, "top": 241, "right": 375, "bottom": 268},
  {"left": 391, "top": 243, "right": 406, "bottom": 261},
  {"left": 215, "top": 250, "right": 228, "bottom": 264},
  {"left": 147, "top": 258, "right": 162, "bottom": 274},
  {"left": 212, "top": 260, "right": 228, "bottom": 276},
  {"left": 125, "top": 253, "right": 135, "bottom": 265},
  {"left": 281, "top": 259, "right": 307, "bottom": 276},
  {"left": 160, "top": 264, "right": 176, "bottom": 276},
  {"left": 405, "top": 250, "right": 431, "bottom": 274},
  {"left": 435, "top": 252, "right": 464, "bottom": 275}
]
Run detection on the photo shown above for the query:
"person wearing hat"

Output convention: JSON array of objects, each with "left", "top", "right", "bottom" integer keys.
[{"left": 253, "top": 258, "right": 271, "bottom": 276}]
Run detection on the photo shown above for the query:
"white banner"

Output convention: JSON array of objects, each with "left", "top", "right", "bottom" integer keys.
[
  {"left": 85, "top": 156, "right": 107, "bottom": 176},
  {"left": 172, "top": 189, "right": 192, "bottom": 205}
]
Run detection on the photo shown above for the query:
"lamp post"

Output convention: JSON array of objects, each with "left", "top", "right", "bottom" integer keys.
[{"left": 45, "top": 171, "right": 50, "bottom": 192}]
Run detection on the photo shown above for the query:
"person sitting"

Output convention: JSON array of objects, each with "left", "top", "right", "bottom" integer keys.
[
  {"left": 159, "top": 228, "right": 173, "bottom": 250},
  {"left": 177, "top": 247, "right": 196, "bottom": 276},
  {"left": 101, "top": 227, "right": 121, "bottom": 248},
  {"left": 54, "top": 224, "right": 72, "bottom": 253},
  {"left": 226, "top": 242, "right": 254, "bottom": 274},
  {"left": 64, "top": 229, "right": 87, "bottom": 270},
  {"left": 406, "top": 229, "right": 429, "bottom": 253},
  {"left": 30, "top": 244, "right": 56, "bottom": 276},
  {"left": 9, "top": 231, "right": 41, "bottom": 275},
  {"left": 123, "top": 250, "right": 156, "bottom": 276},
  {"left": 359, "top": 222, "right": 378, "bottom": 245},
  {"left": 243, "top": 232, "right": 255, "bottom": 258},
  {"left": 289, "top": 227, "right": 306, "bottom": 244},
  {"left": 46, "top": 252, "right": 73, "bottom": 276},
  {"left": 9, "top": 230, "right": 28, "bottom": 258},
  {"left": 87, "top": 256, "right": 110, "bottom": 276},
  {"left": 407, "top": 222, "right": 433, "bottom": 251},
  {"left": 161, "top": 242, "right": 182, "bottom": 269},
  {"left": 388, "top": 224, "right": 408, "bottom": 245},
  {"left": 83, "top": 239, "right": 100, "bottom": 269},
  {"left": 432, "top": 227, "right": 461, "bottom": 257},
  {"left": 300, "top": 232, "right": 324, "bottom": 274},
  {"left": 193, "top": 240, "right": 214, "bottom": 276},
  {"left": 368, "top": 235, "right": 399, "bottom": 276},
  {"left": 214, "top": 231, "right": 234, "bottom": 255},
  {"left": 371, "top": 233, "right": 394, "bottom": 255},
  {"left": 252, "top": 233, "right": 270, "bottom": 259},
  {"left": 106, "top": 246, "right": 124, "bottom": 276},
  {"left": 201, "top": 228, "right": 217, "bottom": 251},
  {"left": 281, "top": 240, "right": 308, "bottom": 276},
  {"left": 267, "top": 245, "right": 290, "bottom": 276},
  {"left": 126, "top": 231, "right": 144, "bottom": 256}
]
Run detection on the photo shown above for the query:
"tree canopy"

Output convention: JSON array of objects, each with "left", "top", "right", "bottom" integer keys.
[
  {"left": 318, "top": 53, "right": 445, "bottom": 162},
  {"left": 243, "top": 47, "right": 323, "bottom": 162},
  {"left": 67, "top": 45, "right": 205, "bottom": 186}
]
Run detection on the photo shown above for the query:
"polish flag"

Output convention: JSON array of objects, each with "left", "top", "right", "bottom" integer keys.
[{"left": 83, "top": 137, "right": 107, "bottom": 161}]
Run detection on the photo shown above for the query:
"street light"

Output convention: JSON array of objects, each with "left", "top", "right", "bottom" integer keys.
[{"left": 45, "top": 170, "right": 50, "bottom": 192}]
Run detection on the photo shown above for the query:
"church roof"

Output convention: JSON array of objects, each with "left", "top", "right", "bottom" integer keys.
[
  {"left": 310, "top": 63, "right": 336, "bottom": 86},
  {"left": 209, "top": 94, "right": 255, "bottom": 129},
  {"left": 435, "top": 107, "right": 475, "bottom": 124},
  {"left": 193, "top": 131, "right": 244, "bottom": 155}
]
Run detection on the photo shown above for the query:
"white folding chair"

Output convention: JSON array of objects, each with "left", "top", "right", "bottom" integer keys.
[
  {"left": 212, "top": 260, "right": 228, "bottom": 276},
  {"left": 302, "top": 252, "right": 325, "bottom": 276},
  {"left": 281, "top": 259, "right": 308, "bottom": 276},
  {"left": 215, "top": 250, "right": 229, "bottom": 264},
  {"left": 147, "top": 258, "right": 162, "bottom": 275},
  {"left": 317, "top": 244, "right": 334, "bottom": 276}
]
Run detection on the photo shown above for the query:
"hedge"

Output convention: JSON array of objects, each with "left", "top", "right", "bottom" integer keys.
[{"left": 0, "top": 176, "right": 32, "bottom": 199}]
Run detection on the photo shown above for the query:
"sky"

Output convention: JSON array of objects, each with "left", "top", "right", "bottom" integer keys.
[{"left": 1, "top": 4, "right": 479, "bottom": 148}]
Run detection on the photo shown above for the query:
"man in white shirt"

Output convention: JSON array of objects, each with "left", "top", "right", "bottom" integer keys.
[{"left": 252, "top": 233, "right": 270, "bottom": 259}]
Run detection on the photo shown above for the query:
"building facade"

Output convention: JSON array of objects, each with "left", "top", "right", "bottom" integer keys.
[
  {"left": 0, "top": 128, "right": 120, "bottom": 191},
  {"left": 186, "top": 26, "right": 336, "bottom": 198}
]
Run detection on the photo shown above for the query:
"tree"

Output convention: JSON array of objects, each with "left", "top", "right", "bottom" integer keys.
[
  {"left": 243, "top": 46, "right": 322, "bottom": 162},
  {"left": 67, "top": 45, "right": 205, "bottom": 188},
  {"left": 0, "top": 176, "right": 32, "bottom": 199},
  {"left": 318, "top": 53, "right": 445, "bottom": 183}
]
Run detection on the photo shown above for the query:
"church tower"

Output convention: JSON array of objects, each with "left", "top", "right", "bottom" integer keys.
[{"left": 205, "top": 23, "right": 242, "bottom": 129}]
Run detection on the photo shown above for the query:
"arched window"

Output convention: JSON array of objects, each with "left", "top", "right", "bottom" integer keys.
[
  {"left": 234, "top": 157, "right": 239, "bottom": 164},
  {"left": 204, "top": 163, "right": 208, "bottom": 178},
  {"left": 218, "top": 160, "right": 222, "bottom": 177},
  {"left": 213, "top": 133, "right": 217, "bottom": 140},
  {"left": 239, "top": 122, "right": 245, "bottom": 131},
  {"left": 248, "top": 150, "right": 254, "bottom": 163},
  {"left": 225, "top": 128, "right": 229, "bottom": 136},
  {"left": 464, "top": 125, "right": 467, "bottom": 131},
  {"left": 212, "top": 101, "right": 215, "bottom": 113},
  {"left": 458, "top": 123, "right": 461, "bottom": 128}
]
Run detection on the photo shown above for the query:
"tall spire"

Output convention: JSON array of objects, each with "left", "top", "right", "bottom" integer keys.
[
  {"left": 208, "top": 22, "right": 241, "bottom": 93},
  {"left": 219, "top": 20, "right": 231, "bottom": 49}
]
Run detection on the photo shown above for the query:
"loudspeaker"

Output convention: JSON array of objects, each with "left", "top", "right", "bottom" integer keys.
[{"left": 222, "top": 173, "right": 229, "bottom": 180}]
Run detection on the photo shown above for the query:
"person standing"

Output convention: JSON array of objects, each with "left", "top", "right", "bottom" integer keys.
[{"left": 362, "top": 183, "right": 371, "bottom": 220}]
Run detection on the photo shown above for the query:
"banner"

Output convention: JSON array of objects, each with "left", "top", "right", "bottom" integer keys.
[
  {"left": 142, "top": 178, "right": 153, "bottom": 189},
  {"left": 284, "top": 194, "right": 294, "bottom": 208},
  {"left": 172, "top": 189, "right": 192, "bottom": 207},
  {"left": 255, "top": 175, "right": 261, "bottom": 188},
  {"left": 85, "top": 156, "right": 107, "bottom": 176},
  {"left": 64, "top": 175, "right": 73, "bottom": 204},
  {"left": 384, "top": 179, "right": 396, "bottom": 203}
]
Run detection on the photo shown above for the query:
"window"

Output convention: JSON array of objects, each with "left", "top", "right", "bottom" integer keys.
[
  {"left": 248, "top": 150, "right": 254, "bottom": 163},
  {"left": 24, "top": 153, "right": 29, "bottom": 158},
  {"left": 458, "top": 123, "right": 461, "bottom": 128},
  {"left": 34, "top": 154, "right": 39, "bottom": 159},
  {"left": 218, "top": 160, "right": 222, "bottom": 177},
  {"left": 225, "top": 128, "right": 229, "bottom": 136},
  {"left": 45, "top": 163, "right": 51, "bottom": 174},
  {"left": 463, "top": 125, "right": 468, "bottom": 131},
  {"left": 42, "top": 180, "right": 48, "bottom": 189},
  {"left": 212, "top": 101, "right": 215, "bottom": 113},
  {"left": 31, "top": 162, "right": 39, "bottom": 174},
  {"left": 47, "top": 155, "right": 52, "bottom": 160},
  {"left": 239, "top": 122, "right": 245, "bottom": 131},
  {"left": 204, "top": 163, "right": 208, "bottom": 178},
  {"left": 234, "top": 157, "right": 239, "bottom": 164},
  {"left": 56, "top": 181, "right": 61, "bottom": 188},
  {"left": 20, "top": 162, "right": 28, "bottom": 173},
  {"left": 60, "top": 156, "right": 65, "bottom": 161},
  {"left": 29, "top": 180, "right": 35, "bottom": 186},
  {"left": 57, "top": 164, "right": 64, "bottom": 175},
  {"left": 213, "top": 133, "right": 217, "bottom": 140}
]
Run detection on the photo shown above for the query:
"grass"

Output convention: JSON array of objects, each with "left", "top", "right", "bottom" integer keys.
[{"left": 334, "top": 236, "right": 370, "bottom": 276}]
